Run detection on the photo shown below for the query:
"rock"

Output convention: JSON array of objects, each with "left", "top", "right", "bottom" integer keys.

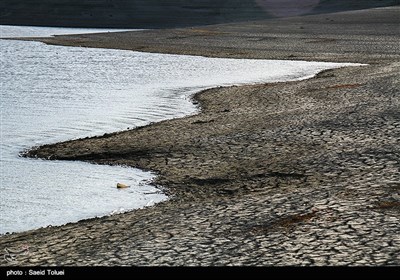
[{"left": 117, "top": 183, "right": 130, "bottom": 189}]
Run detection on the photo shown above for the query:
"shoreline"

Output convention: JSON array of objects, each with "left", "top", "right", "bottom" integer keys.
[
  {"left": 1, "top": 7, "right": 399, "bottom": 266},
  {"left": 2, "top": 0, "right": 398, "bottom": 28},
  {"left": 12, "top": 6, "right": 400, "bottom": 64}
]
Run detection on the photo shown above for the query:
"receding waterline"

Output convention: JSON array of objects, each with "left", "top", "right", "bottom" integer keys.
[{"left": 0, "top": 26, "right": 363, "bottom": 234}]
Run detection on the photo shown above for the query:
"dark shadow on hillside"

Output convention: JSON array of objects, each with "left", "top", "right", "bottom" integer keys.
[{"left": 0, "top": 0, "right": 399, "bottom": 28}]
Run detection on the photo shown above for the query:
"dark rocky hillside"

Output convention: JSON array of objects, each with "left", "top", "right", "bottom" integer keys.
[{"left": 0, "top": 0, "right": 399, "bottom": 28}]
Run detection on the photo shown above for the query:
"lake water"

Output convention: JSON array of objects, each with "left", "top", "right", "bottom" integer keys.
[{"left": 0, "top": 26, "right": 358, "bottom": 234}]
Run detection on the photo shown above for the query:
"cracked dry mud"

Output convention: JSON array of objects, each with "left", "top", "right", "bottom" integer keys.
[{"left": 1, "top": 7, "right": 399, "bottom": 266}]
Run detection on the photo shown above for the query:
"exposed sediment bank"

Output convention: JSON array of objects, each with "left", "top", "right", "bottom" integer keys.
[{"left": 1, "top": 7, "right": 399, "bottom": 266}]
